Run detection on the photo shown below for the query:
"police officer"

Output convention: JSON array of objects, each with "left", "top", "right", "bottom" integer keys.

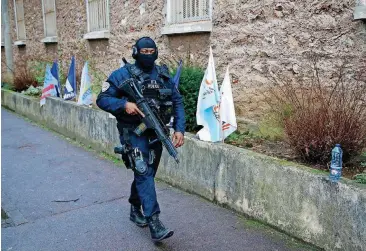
[{"left": 96, "top": 37, "right": 185, "bottom": 242}]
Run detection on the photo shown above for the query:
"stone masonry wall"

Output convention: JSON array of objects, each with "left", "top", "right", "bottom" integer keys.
[{"left": 2, "top": 0, "right": 365, "bottom": 121}]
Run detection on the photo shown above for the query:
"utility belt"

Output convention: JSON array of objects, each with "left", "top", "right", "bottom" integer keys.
[{"left": 115, "top": 122, "right": 159, "bottom": 175}]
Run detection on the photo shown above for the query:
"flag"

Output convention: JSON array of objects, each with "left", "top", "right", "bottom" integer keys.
[
  {"left": 167, "top": 59, "right": 183, "bottom": 128},
  {"left": 173, "top": 59, "right": 183, "bottom": 88},
  {"left": 77, "top": 61, "right": 93, "bottom": 106},
  {"left": 40, "top": 64, "right": 58, "bottom": 106},
  {"left": 50, "top": 60, "right": 61, "bottom": 97},
  {"left": 196, "top": 47, "right": 221, "bottom": 142},
  {"left": 63, "top": 56, "right": 77, "bottom": 100},
  {"left": 220, "top": 66, "right": 237, "bottom": 139}
]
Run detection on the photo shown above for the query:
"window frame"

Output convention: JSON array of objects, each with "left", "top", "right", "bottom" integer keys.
[
  {"left": 41, "top": 0, "right": 58, "bottom": 43},
  {"left": 13, "top": 0, "right": 26, "bottom": 44},
  {"left": 1, "top": 18, "right": 5, "bottom": 47},
  {"left": 84, "top": 0, "right": 110, "bottom": 40},
  {"left": 162, "top": 0, "right": 213, "bottom": 35}
]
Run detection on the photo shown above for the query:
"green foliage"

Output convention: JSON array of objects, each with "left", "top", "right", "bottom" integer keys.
[
  {"left": 21, "top": 86, "right": 43, "bottom": 97},
  {"left": 258, "top": 112, "right": 285, "bottom": 141},
  {"left": 354, "top": 173, "right": 366, "bottom": 184},
  {"left": 171, "top": 64, "right": 205, "bottom": 132},
  {"left": 89, "top": 66, "right": 107, "bottom": 94},
  {"left": 225, "top": 130, "right": 263, "bottom": 148},
  {"left": 28, "top": 60, "right": 50, "bottom": 84}
]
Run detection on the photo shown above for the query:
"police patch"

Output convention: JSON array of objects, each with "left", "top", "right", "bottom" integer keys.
[
  {"left": 147, "top": 80, "right": 159, "bottom": 89},
  {"left": 102, "top": 82, "right": 110, "bottom": 92}
]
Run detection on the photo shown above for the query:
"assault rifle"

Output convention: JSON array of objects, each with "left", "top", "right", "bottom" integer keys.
[{"left": 116, "top": 78, "right": 179, "bottom": 164}]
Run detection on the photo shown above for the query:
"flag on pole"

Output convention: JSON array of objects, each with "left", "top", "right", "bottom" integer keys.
[
  {"left": 50, "top": 60, "right": 61, "bottom": 97},
  {"left": 173, "top": 59, "right": 183, "bottom": 88},
  {"left": 167, "top": 59, "right": 183, "bottom": 127},
  {"left": 77, "top": 61, "right": 93, "bottom": 106},
  {"left": 196, "top": 47, "right": 221, "bottom": 142},
  {"left": 40, "top": 64, "right": 58, "bottom": 106},
  {"left": 63, "top": 56, "right": 77, "bottom": 100},
  {"left": 220, "top": 66, "right": 237, "bottom": 139}
]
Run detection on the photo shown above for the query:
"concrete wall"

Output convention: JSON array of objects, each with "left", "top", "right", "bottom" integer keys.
[
  {"left": 2, "top": 90, "right": 365, "bottom": 251},
  {"left": 2, "top": 1, "right": 365, "bottom": 121}
]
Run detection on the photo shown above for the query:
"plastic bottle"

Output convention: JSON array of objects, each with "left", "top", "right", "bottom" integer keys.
[{"left": 329, "top": 144, "right": 343, "bottom": 182}]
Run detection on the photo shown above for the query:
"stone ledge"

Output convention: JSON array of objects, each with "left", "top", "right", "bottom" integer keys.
[
  {"left": 354, "top": 5, "right": 366, "bottom": 20},
  {"left": 83, "top": 30, "right": 110, "bottom": 40},
  {"left": 41, "top": 36, "right": 58, "bottom": 44},
  {"left": 161, "top": 21, "right": 212, "bottom": 35},
  {"left": 14, "top": 40, "right": 26, "bottom": 46},
  {"left": 1, "top": 89, "right": 365, "bottom": 251}
]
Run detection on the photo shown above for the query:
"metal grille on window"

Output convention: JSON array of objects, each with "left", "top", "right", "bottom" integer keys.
[
  {"left": 168, "top": 0, "right": 211, "bottom": 25},
  {"left": 43, "top": 0, "right": 57, "bottom": 37},
  {"left": 87, "top": 0, "right": 110, "bottom": 32},
  {"left": 15, "top": 0, "right": 26, "bottom": 40},
  {"left": 1, "top": 19, "right": 4, "bottom": 45}
]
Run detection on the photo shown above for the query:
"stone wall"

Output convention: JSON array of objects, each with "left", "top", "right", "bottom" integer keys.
[
  {"left": 2, "top": 89, "right": 366, "bottom": 251},
  {"left": 2, "top": 0, "right": 365, "bottom": 121}
]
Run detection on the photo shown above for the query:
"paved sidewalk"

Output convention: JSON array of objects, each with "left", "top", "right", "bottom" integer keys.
[{"left": 1, "top": 108, "right": 318, "bottom": 251}]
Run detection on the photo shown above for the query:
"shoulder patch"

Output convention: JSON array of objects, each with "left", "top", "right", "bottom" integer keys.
[{"left": 102, "top": 82, "right": 110, "bottom": 92}]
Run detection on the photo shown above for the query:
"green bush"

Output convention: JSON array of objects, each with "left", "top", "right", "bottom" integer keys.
[
  {"left": 21, "top": 85, "right": 43, "bottom": 97},
  {"left": 171, "top": 64, "right": 204, "bottom": 132}
]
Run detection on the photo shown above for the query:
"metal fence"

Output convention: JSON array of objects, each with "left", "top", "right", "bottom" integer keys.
[
  {"left": 167, "top": 0, "right": 211, "bottom": 25},
  {"left": 87, "top": 0, "right": 110, "bottom": 32}
]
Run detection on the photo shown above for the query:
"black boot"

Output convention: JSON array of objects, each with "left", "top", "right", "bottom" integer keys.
[
  {"left": 130, "top": 205, "right": 148, "bottom": 227},
  {"left": 147, "top": 214, "right": 174, "bottom": 241}
]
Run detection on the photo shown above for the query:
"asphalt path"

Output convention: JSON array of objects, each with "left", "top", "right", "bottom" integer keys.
[{"left": 1, "top": 108, "right": 318, "bottom": 251}]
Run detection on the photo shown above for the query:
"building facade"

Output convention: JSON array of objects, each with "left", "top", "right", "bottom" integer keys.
[{"left": 1, "top": 0, "right": 365, "bottom": 121}]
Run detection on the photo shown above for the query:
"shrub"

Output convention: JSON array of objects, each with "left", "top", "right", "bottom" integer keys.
[
  {"left": 13, "top": 59, "right": 38, "bottom": 92},
  {"left": 12, "top": 54, "right": 54, "bottom": 92},
  {"left": 21, "top": 85, "right": 43, "bottom": 97},
  {"left": 265, "top": 54, "right": 366, "bottom": 165},
  {"left": 1, "top": 73, "right": 15, "bottom": 90},
  {"left": 170, "top": 62, "right": 205, "bottom": 132}
]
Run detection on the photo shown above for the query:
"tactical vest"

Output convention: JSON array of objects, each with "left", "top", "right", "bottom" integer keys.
[{"left": 125, "top": 64, "right": 173, "bottom": 125}]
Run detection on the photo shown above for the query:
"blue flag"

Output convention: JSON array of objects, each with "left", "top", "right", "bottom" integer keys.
[
  {"left": 167, "top": 60, "right": 183, "bottom": 128},
  {"left": 51, "top": 60, "right": 61, "bottom": 97},
  {"left": 63, "top": 56, "right": 77, "bottom": 100},
  {"left": 173, "top": 59, "right": 183, "bottom": 88}
]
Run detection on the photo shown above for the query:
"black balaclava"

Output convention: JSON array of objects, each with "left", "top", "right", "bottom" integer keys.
[{"left": 133, "top": 37, "right": 158, "bottom": 72}]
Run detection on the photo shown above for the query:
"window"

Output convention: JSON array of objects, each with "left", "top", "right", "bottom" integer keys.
[
  {"left": 162, "top": 0, "right": 213, "bottom": 35},
  {"left": 1, "top": 19, "right": 4, "bottom": 46},
  {"left": 42, "top": 0, "right": 57, "bottom": 41},
  {"left": 84, "top": 0, "right": 110, "bottom": 39},
  {"left": 14, "top": 0, "right": 26, "bottom": 41},
  {"left": 87, "top": 0, "right": 110, "bottom": 31}
]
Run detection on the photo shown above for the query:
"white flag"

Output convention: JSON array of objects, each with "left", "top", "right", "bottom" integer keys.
[
  {"left": 196, "top": 47, "right": 221, "bottom": 142},
  {"left": 77, "top": 62, "right": 93, "bottom": 106},
  {"left": 220, "top": 66, "right": 237, "bottom": 139},
  {"left": 40, "top": 64, "right": 58, "bottom": 107}
]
